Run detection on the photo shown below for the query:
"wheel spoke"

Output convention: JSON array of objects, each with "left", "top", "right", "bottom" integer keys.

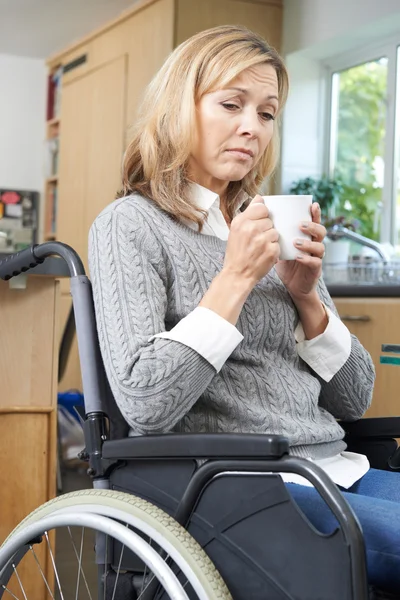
[
  {"left": 74, "top": 528, "right": 84, "bottom": 600},
  {"left": 1, "top": 584, "right": 21, "bottom": 600},
  {"left": 29, "top": 545, "right": 55, "bottom": 599},
  {"left": 44, "top": 532, "right": 64, "bottom": 600},
  {"left": 11, "top": 565, "right": 27, "bottom": 600},
  {"left": 67, "top": 527, "right": 93, "bottom": 600},
  {"left": 137, "top": 552, "right": 174, "bottom": 600},
  {"left": 110, "top": 542, "right": 125, "bottom": 600}
]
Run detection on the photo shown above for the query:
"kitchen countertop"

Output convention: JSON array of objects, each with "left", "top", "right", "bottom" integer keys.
[{"left": 327, "top": 283, "right": 400, "bottom": 297}]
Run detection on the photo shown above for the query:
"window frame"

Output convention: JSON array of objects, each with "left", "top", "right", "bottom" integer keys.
[{"left": 322, "top": 38, "right": 399, "bottom": 244}]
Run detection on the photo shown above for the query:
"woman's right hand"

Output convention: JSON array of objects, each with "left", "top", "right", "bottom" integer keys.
[
  {"left": 200, "top": 195, "right": 279, "bottom": 325},
  {"left": 222, "top": 194, "right": 280, "bottom": 289}
]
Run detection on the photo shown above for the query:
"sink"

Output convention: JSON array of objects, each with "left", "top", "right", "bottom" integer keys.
[{"left": 323, "top": 261, "right": 400, "bottom": 297}]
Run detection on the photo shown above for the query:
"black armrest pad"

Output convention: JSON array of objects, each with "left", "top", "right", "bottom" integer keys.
[
  {"left": 102, "top": 433, "right": 289, "bottom": 460},
  {"left": 341, "top": 417, "right": 400, "bottom": 439}
]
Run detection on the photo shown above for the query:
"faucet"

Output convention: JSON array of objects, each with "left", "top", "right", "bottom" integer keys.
[{"left": 326, "top": 225, "right": 389, "bottom": 264}]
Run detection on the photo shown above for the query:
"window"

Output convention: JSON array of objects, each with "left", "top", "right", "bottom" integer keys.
[
  {"left": 326, "top": 41, "right": 399, "bottom": 248},
  {"left": 329, "top": 58, "right": 388, "bottom": 241},
  {"left": 393, "top": 46, "right": 400, "bottom": 248}
]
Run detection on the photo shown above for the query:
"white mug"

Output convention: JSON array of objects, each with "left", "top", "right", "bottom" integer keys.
[{"left": 262, "top": 195, "right": 313, "bottom": 260}]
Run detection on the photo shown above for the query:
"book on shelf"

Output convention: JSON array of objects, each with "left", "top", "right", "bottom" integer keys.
[
  {"left": 44, "top": 137, "right": 59, "bottom": 178},
  {"left": 52, "top": 185, "right": 58, "bottom": 234},
  {"left": 45, "top": 185, "right": 58, "bottom": 236},
  {"left": 46, "top": 65, "right": 63, "bottom": 121}
]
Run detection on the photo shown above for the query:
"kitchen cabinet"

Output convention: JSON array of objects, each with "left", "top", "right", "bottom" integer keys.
[{"left": 333, "top": 297, "right": 400, "bottom": 418}]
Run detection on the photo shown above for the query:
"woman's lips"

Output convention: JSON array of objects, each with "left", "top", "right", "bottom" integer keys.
[{"left": 226, "top": 149, "right": 254, "bottom": 160}]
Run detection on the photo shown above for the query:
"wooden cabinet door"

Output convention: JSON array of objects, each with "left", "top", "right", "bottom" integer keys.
[
  {"left": 57, "top": 56, "right": 127, "bottom": 390},
  {"left": 333, "top": 298, "right": 400, "bottom": 417},
  {"left": 84, "top": 55, "right": 127, "bottom": 240},
  {"left": 57, "top": 73, "right": 91, "bottom": 284},
  {"left": 58, "top": 55, "right": 127, "bottom": 276}
]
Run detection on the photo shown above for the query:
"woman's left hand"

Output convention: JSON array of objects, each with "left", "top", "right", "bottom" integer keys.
[{"left": 275, "top": 203, "right": 326, "bottom": 301}]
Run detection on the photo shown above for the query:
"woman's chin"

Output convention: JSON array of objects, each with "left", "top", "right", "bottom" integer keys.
[{"left": 220, "top": 166, "right": 252, "bottom": 182}]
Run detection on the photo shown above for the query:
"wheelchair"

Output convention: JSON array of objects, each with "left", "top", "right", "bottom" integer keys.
[{"left": 0, "top": 241, "right": 399, "bottom": 600}]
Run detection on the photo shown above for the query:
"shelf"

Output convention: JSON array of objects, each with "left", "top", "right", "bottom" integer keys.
[{"left": 46, "top": 176, "right": 58, "bottom": 184}]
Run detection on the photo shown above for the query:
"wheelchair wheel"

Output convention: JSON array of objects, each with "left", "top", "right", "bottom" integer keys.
[{"left": 0, "top": 489, "right": 231, "bottom": 600}]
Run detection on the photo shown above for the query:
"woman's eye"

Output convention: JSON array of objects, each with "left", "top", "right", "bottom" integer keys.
[
  {"left": 221, "top": 103, "right": 239, "bottom": 111},
  {"left": 260, "top": 112, "right": 275, "bottom": 122}
]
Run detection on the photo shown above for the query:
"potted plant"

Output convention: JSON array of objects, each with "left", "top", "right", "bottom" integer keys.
[{"left": 289, "top": 176, "right": 343, "bottom": 220}]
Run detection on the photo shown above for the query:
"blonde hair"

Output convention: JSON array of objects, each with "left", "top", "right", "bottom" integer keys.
[{"left": 118, "top": 25, "right": 289, "bottom": 228}]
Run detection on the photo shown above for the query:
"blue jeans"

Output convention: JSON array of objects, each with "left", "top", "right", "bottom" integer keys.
[{"left": 287, "top": 468, "right": 400, "bottom": 592}]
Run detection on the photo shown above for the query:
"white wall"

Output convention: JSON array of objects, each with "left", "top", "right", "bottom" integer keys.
[
  {"left": 280, "top": 54, "right": 326, "bottom": 193},
  {"left": 280, "top": 0, "right": 400, "bottom": 194},
  {"left": 0, "top": 54, "right": 46, "bottom": 193},
  {"left": 283, "top": 0, "right": 400, "bottom": 58}
]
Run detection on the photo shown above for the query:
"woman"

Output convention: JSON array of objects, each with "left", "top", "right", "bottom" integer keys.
[{"left": 89, "top": 25, "right": 399, "bottom": 595}]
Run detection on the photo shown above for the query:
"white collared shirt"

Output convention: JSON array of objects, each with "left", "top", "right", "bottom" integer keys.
[{"left": 154, "top": 183, "right": 369, "bottom": 488}]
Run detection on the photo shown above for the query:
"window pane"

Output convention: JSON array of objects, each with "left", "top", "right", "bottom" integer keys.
[
  {"left": 394, "top": 47, "right": 400, "bottom": 248},
  {"left": 330, "top": 58, "right": 388, "bottom": 241}
]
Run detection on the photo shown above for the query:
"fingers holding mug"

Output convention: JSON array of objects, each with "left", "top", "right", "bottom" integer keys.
[
  {"left": 294, "top": 238, "right": 325, "bottom": 259},
  {"left": 299, "top": 220, "right": 326, "bottom": 243}
]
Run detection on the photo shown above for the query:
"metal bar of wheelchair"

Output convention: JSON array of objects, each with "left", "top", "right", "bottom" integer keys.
[
  {"left": 0, "top": 242, "right": 85, "bottom": 280},
  {"left": 138, "top": 454, "right": 368, "bottom": 600},
  {"left": 171, "top": 456, "right": 368, "bottom": 600}
]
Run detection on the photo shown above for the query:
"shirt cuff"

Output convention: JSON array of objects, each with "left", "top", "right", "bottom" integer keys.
[
  {"left": 150, "top": 307, "right": 243, "bottom": 372},
  {"left": 295, "top": 305, "right": 351, "bottom": 382}
]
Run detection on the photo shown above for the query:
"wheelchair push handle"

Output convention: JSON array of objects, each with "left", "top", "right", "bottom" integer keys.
[
  {"left": 0, "top": 246, "right": 44, "bottom": 280},
  {"left": 0, "top": 241, "right": 86, "bottom": 280}
]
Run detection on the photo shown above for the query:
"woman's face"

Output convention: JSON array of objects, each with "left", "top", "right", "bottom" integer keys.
[{"left": 188, "top": 63, "right": 279, "bottom": 196}]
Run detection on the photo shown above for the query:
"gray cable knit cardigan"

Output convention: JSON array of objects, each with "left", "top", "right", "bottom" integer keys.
[{"left": 88, "top": 193, "right": 375, "bottom": 459}]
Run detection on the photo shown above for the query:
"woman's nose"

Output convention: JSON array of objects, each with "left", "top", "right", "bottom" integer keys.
[{"left": 236, "top": 109, "right": 261, "bottom": 137}]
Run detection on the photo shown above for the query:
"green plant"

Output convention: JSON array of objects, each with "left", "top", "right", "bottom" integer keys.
[
  {"left": 336, "top": 182, "right": 379, "bottom": 241},
  {"left": 290, "top": 176, "right": 379, "bottom": 241},
  {"left": 289, "top": 176, "right": 343, "bottom": 217}
]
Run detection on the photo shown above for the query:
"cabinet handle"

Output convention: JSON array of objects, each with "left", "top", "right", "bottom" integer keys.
[{"left": 340, "top": 315, "right": 371, "bottom": 322}]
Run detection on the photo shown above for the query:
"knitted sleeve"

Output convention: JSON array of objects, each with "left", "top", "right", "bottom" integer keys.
[
  {"left": 88, "top": 207, "right": 217, "bottom": 434},
  {"left": 316, "top": 279, "right": 375, "bottom": 421}
]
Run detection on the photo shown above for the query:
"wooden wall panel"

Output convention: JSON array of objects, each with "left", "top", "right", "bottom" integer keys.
[
  {"left": 175, "top": 0, "right": 283, "bottom": 51},
  {"left": 0, "top": 278, "right": 58, "bottom": 408},
  {"left": 0, "top": 412, "right": 53, "bottom": 600},
  {"left": 84, "top": 55, "right": 127, "bottom": 232},
  {"left": 124, "top": 0, "right": 174, "bottom": 130},
  {"left": 57, "top": 73, "right": 91, "bottom": 295}
]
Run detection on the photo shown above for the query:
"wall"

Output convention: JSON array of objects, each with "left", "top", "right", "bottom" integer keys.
[
  {"left": 0, "top": 55, "right": 46, "bottom": 193},
  {"left": 0, "top": 54, "right": 47, "bottom": 237},
  {"left": 283, "top": 0, "right": 400, "bottom": 58},
  {"left": 279, "top": 0, "right": 400, "bottom": 193},
  {"left": 280, "top": 54, "right": 325, "bottom": 193}
]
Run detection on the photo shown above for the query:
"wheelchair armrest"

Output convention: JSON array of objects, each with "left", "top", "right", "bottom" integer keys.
[
  {"left": 341, "top": 416, "right": 400, "bottom": 439},
  {"left": 102, "top": 433, "right": 289, "bottom": 460}
]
